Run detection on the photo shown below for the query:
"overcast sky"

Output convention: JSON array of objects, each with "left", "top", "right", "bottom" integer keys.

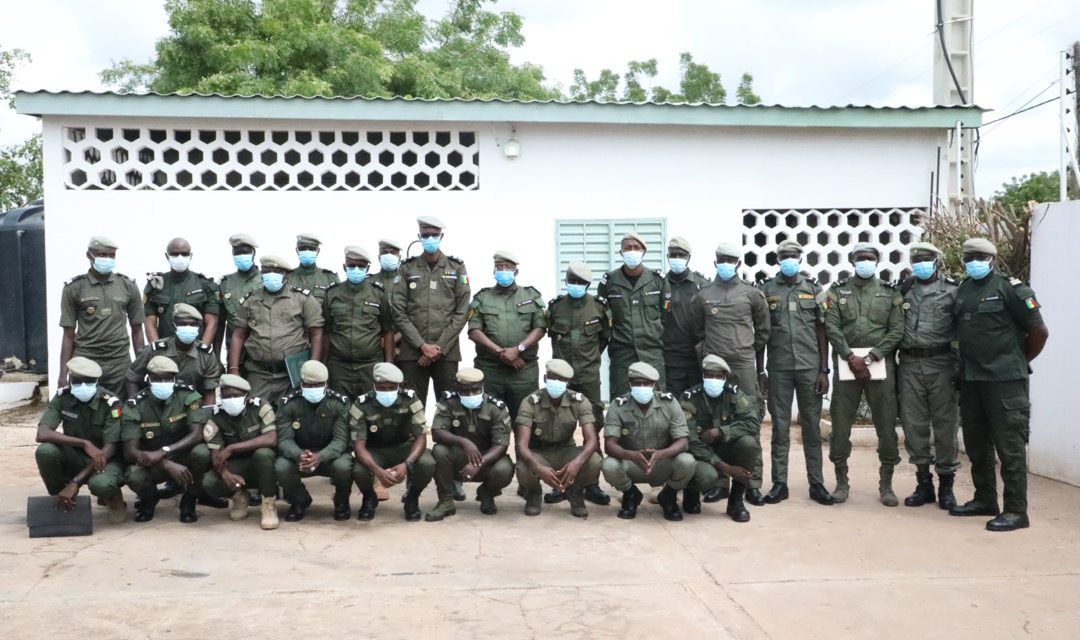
[{"left": 2, "top": 0, "right": 1078, "bottom": 196}]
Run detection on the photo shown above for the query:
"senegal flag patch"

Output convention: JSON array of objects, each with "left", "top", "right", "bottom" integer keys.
[
  {"left": 111, "top": 406, "right": 122, "bottom": 419},
  {"left": 1024, "top": 297, "right": 1039, "bottom": 310},
  {"left": 460, "top": 274, "right": 469, "bottom": 285}
]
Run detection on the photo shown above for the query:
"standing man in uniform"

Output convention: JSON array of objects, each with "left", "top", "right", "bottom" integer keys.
[
  {"left": 602, "top": 362, "right": 696, "bottom": 521},
  {"left": 275, "top": 360, "right": 354, "bottom": 522},
  {"left": 824, "top": 243, "right": 905, "bottom": 506},
  {"left": 143, "top": 237, "right": 219, "bottom": 344},
  {"left": 663, "top": 236, "right": 709, "bottom": 396},
  {"left": 598, "top": 233, "right": 671, "bottom": 397},
  {"left": 546, "top": 261, "right": 611, "bottom": 506},
  {"left": 58, "top": 236, "right": 145, "bottom": 398},
  {"left": 34, "top": 356, "right": 127, "bottom": 523},
  {"left": 756, "top": 240, "right": 834, "bottom": 506},
  {"left": 466, "top": 250, "right": 547, "bottom": 422},
  {"left": 122, "top": 356, "right": 211, "bottom": 523},
  {"left": 425, "top": 368, "right": 515, "bottom": 521},
  {"left": 897, "top": 242, "right": 960, "bottom": 510},
  {"left": 215, "top": 233, "right": 262, "bottom": 364},
  {"left": 229, "top": 255, "right": 324, "bottom": 403},
  {"left": 322, "top": 245, "right": 394, "bottom": 399},
  {"left": 514, "top": 359, "right": 602, "bottom": 518},
  {"left": 127, "top": 303, "right": 222, "bottom": 406},
  {"left": 691, "top": 241, "right": 770, "bottom": 505},
  {"left": 289, "top": 233, "right": 340, "bottom": 304},
  {"left": 392, "top": 216, "right": 471, "bottom": 406},
  {"left": 950, "top": 238, "right": 1048, "bottom": 532},
  {"left": 376, "top": 239, "right": 404, "bottom": 303}
]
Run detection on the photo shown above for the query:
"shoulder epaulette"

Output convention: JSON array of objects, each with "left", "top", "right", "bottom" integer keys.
[
  {"left": 1009, "top": 277, "right": 1024, "bottom": 287},
  {"left": 659, "top": 392, "right": 674, "bottom": 401},
  {"left": 251, "top": 396, "right": 262, "bottom": 406},
  {"left": 321, "top": 268, "right": 336, "bottom": 275},
  {"left": 758, "top": 276, "right": 775, "bottom": 286},
  {"left": 147, "top": 272, "right": 165, "bottom": 289},
  {"left": 402, "top": 256, "right": 419, "bottom": 265},
  {"left": 280, "top": 388, "right": 302, "bottom": 404},
  {"left": 548, "top": 295, "right": 564, "bottom": 306},
  {"left": 403, "top": 388, "right": 416, "bottom": 399},
  {"left": 371, "top": 279, "right": 384, "bottom": 290},
  {"left": 212, "top": 405, "right": 221, "bottom": 415},
  {"left": 681, "top": 387, "right": 701, "bottom": 400},
  {"left": 177, "top": 383, "right": 196, "bottom": 392},
  {"left": 324, "top": 281, "right": 342, "bottom": 292},
  {"left": 571, "top": 392, "right": 583, "bottom": 402},
  {"left": 599, "top": 272, "right": 610, "bottom": 284},
  {"left": 328, "top": 389, "right": 348, "bottom": 403},
  {"left": 117, "top": 273, "right": 136, "bottom": 283},
  {"left": 445, "top": 254, "right": 465, "bottom": 265},
  {"left": 355, "top": 392, "right": 370, "bottom": 404},
  {"left": 832, "top": 279, "right": 848, "bottom": 288},
  {"left": 525, "top": 285, "right": 542, "bottom": 297},
  {"left": 55, "top": 386, "right": 69, "bottom": 397},
  {"left": 595, "top": 296, "right": 608, "bottom": 305},
  {"left": 153, "top": 340, "right": 168, "bottom": 350},
  {"left": 490, "top": 397, "right": 506, "bottom": 408},
  {"left": 197, "top": 342, "right": 212, "bottom": 353},
  {"left": 194, "top": 272, "right": 212, "bottom": 281},
  {"left": 614, "top": 395, "right": 628, "bottom": 406},
  {"left": 529, "top": 393, "right": 541, "bottom": 404},
  {"left": 64, "top": 274, "right": 87, "bottom": 286},
  {"left": 442, "top": 390, "right": 457, "bottom": 400},
  {"left": 477, "top": 286, "right": 493, "bottom": 295},
  {"left": 291, "top": 286, "right": 312, "bottom": 296},
  {"left": 943, "top": 275, "right": 958, "bottom": 285},
  {"left": 652, "top": 268, "right": 663, "bottom": 277}
]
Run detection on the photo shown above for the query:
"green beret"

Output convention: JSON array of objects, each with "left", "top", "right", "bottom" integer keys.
[
  {"left": 908, "top": 242, "right": 941, "bottom": 257},
  {"left": 850, "top": 242, "right": 880, "bottom": 258},
  {"left": 776, "top": 239, "right": 803, "bottom": 254},
  {"left": 566, "top": 261, "right": 593, "bottom": 282},
  {"left": 260, "top": 254, "right": 293, "bottom": 270},
  {"left": 147, "top": 355, "right": 179, "bottom": 375},
  {"left": 172, "top": 302, "right": 202, "bottom": 322},
  {"left": 456, "top": 368, "right": 484, "bottom": 384},
  {"left": 296, "top": 232, "right": 322, "bottom": 246},
  {"left": 715, "top": 242, "right": 741, "bottom": 258},
  {"left": 628, "top": 362, "right": 660, "bottom": 382},
  {"left": 300, "top": 360, "right": 328, "bottom": 384},
  {"left": 219, "top": 374, "right": 251, "bottom": 392},
  {"left": 345, "top": 245, "right": 372, "bottom": 262},
  {"left": 545, "top": 359, "right": 574, "bottom": 379},
  {"left": 66, "top": 356, "right": 102, "bottom": 379},
  {"left": 229, "top": 233, "right": 258, "bottom": 249},
  {"left": 493, "top": 250, "right": 520, "bottom": 265},
  {"left": 373, "top": 362, "right": 404, "bottom": 384},
  {"left": 667, "top": 236, "right": 692, "bottom": 253},
  {"left": 962, "top": 237, "right": 998, "bottom": 256},
  {"left": 701, "top": 354, "right": 731, "bottom": 374},
  {"left": 417, "top": 215, "right": 446, "bottom": 230},
  {"left": 88, "top": 236, "right": 118, "bottom": 251}
]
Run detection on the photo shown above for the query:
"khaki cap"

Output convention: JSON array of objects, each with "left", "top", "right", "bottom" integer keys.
[
  {"left": 962, "top": 237, "right": 998, "bottom": 256},
  {"left": 545, "top": 359, "right": 574, "bottom": 379},
  {"left": 172, "top": 302, "right": 202, "bottom": 322},
  {"left": 456, "top": 368, "right": 484, "bottom": 384},
  {"left": 229, "top": 233, "right": 258, "bottom": 248},
  {"left": 147, "top": 356, "right": 179, "bottom": 375},
  {"left": 850, "top": 242, "right": 880, "bottom": 257},
  {"left": 219, "top": 374, "right": 251, "bottom": 392},
  {"left": 345, "top": 245, "right": 372, "bottom": 262},
  {"left": 417, "top": 215, "right": 446, "bottom": 230},
  {"left": 621, "top": 232, "right": 648, "bottom": 250},
  {"left": 260, "top": 254, "right": 294, "bottom": 270},
  {"left": 667, "top": 236, "right": 692, "bottom": 253},
  {"left": 493, "top": 250, "right": 520, "bottom": 265},
  {"left": 378, "top": 239, "right": 403, "bottom": 251},
  {"left": 776, "top": 239, "right": 803, "bottom": 253},
  {"left": 566, "top": 261, "right": 593, "bottom": 282},
  {"left": 715, "top": 242, "right": 741, "bottom": 259},
  {"left": 300, "top": 360, "right": 329, "bottom": 384},
  {"left": 909, "top": 242, "right": 942, "bottom": 257},
  {"left": 373, "top": 362, "right": 404, "bottom": 384},
  {"left": 628, "top": 362, "right": 660, "bottom": 382},
  {"left": 88, "top": 236, "right": 118, "bottom": 251},
  {"left": 701, "top": 354, "right": 731, "bottom": 374},
  {"left": 296, "top": 232, "right": 322, "bottom": 246},
  {"left": 66, "top": 356, "right": 102, "bottom": 379}
]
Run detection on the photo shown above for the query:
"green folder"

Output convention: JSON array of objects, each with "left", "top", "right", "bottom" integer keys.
[{"left": 284, "top": 350, "right": 311, "bottom": 388}]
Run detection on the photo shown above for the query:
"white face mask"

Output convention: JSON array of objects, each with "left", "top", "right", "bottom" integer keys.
[{"left": 168, "top": 255, "right": 191, "bottom": 272}]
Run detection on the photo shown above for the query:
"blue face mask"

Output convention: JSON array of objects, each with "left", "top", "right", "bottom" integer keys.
[
  {"left": 911, "top": 261, "right": 936, "bottom": 280},
  {"left": 297, "top": 250, "right": 318, "bottom": 267},
  {"left": 262, "top": 272, "right": 285, "bottom": 292},
  {"left": 566, "top": 283, "right": 588, "bottom": 299},
  {"left": 630, "top": 385, "right": 654, "bottom": 405},
  {"left": 92, "top": 257, "right": 116, "bottom": 275},
  {"left": 779, "top": 258, "right": 801, "bottom": 278},
  {"left": 716, "top": 263, "right": 737, "bottom": 281},
  {"left": 545, "top": 379, "right": 568, "bottom": 399},
  {"left": 150, "top": 381, "right": 175, "bottom": 401},
  {"left": 421, "top": 235, "right": 442, "bottom": 254},
  {"left": 460, "top": 392, "right": 484, "bottom": 410},
  {"left": 174, "top": 325, "right": 199, "bottom": 345},
  {"left": 854, "top": 260, "right": 877, "bottom": 279},
  {"left": 221, "top": 396, "right": 247, "bottom": 416},
  {"left": 667, "top": 257, "right": 688, "bottom": 274},
  {"left": 494, "top": 270, "right": 516, "bottom": 287},
  {"left": 70, "top": 382, "right": 97, "bottom": 403},
  {"left": 703, "top": 378, "right": 726, "bottom": 398},
  {"left": 345, "top": 266, "right": 368, "bottom": 284},
  {"left": 622, "top": 251, "right": 644, "bottom": 269},
  {"left": 233, "top": 253, "right": 255, "bottom": 272},
  {"left": 379, "top": 254, "right": 400, "bottom": 272},
  {"left": 965, "top": 259, "right": 992, "bottom": 280},
  {"left": 375, "top": 389, "right": 398, "bottom": 408},
  {"left": 302, "top": 386, "right": 326, "bottom": 404}
]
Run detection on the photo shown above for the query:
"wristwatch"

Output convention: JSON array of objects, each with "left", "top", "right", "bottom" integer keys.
[
  {"left": 517, "top": 343, "right": 526, "bottom": 353},
  {"left": 161, "top": 445, "right": 172, "bottom": 457},
  {"left": 820, "top": 367, "right": 831, "bottom": 374}
]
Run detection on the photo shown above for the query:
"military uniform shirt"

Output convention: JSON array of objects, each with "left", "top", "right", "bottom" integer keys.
[
  {"left": 825, "top": 277, "right": 905, "bottom": 359},
  {"left": 203, "top": 398, "right": 275, "bottom": 450},
  {"left": 603, "top": 392, "right": 689, "bottom": 450},
  {"left": 349, "top": 388, "right": 426, "bottom": 447},
  {"left": 468, "top": 284, "right": 547, "bottom": 364},
  {"left": 681, "top": 384, "right": 760, "bottom": 463},
  {"left": 515, "top": 389, "right": 594, "bottom": 449},
  {"left": 954, "top": 271, "right": 1044, "bottom": 381},
  {"left": 323, "top": 279, "right": 392, "bottom": 362},
  {"left": 39, "top": 387, "right": 123, "bottom": 448},
  {"left": 219, "top": 267, "right": 262, "bottom": 329},
  {"left": 432, "top": 393, "right": 511, "bottom": 451},
  {"left": 691, "top": 277, "right": 770, "bottom": 367},
  {"left": 143, "top": 270, "right": 220, "bottom": 339},
  {"left": 127, "top": 338, "right": 223, "bottom": 391},
  {"left": 597, "top": 268, "right": 671, "bottom": 354},
  {"left": 392, "top": 254, "right": 471, "bottom": 361},
  {"left": 900, "top": 276, "right": 958, "bottom": 350},
  {"left": 59, "top": 271, "right": 145, "bottom": 359},
  {"left": 236, "top": 287, "right": 324, "bottom": 362},
  {"left": 662, "top": 270, "right": 710, "bottom": 359},
  {"left": 759, "top": 274, "right": 826, "bottom": 371},
  {"left": 546, "top": 293, "right": 610, "bottom": 383},
  {"left": 288, "top": 265, "right": 340, "bottom": 303},
  {"left": 120, "top": 387, "right": 207, "bottom": 450},
  {"left": 277, "top": 388, "right": 351, "bottom": 461},
  {"left": 376, "top": 269, "right": 402, "bottom": 330}
]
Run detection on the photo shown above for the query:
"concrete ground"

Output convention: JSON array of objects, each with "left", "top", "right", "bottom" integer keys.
[{"left": 1, "top": 406, "right": 1078, "bottom": 640}]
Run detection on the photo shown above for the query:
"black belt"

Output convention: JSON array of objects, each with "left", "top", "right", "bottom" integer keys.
[
  {"left": 249, "top": 359, "right": 288, "bottom": 374},
  {"left": 530, "top": 440, "right": 575, "bottom": 451},
  {"left": 900, "top": 345, "right": 952, "bottom": 358}
]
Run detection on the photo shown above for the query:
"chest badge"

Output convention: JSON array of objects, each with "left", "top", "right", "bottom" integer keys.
[
  {"left": 145, "top": 431, "right": 154, "bottom": 439},
  {"left": 621, "top": 428, "right": 629, "bottom": 435},
  {"left": 370, "top": 425, "right": 378, "bottom": 433},
  {"left": 86, "top": 306, "right": 97, "bottom": 316},
  {"left": 769, "top": 303, "right": 777, "bottom": 310},
  {"left": 292, "top": 421, "right": 301, "bottom": 430},
  {"left": 710, "top": 307, "right": 719, "bottom": 315},
  {"left": 409, "top": 282, "right": 417, "bottom": 290},
  {"left": 839, "top": 298, "right": 847, "bottom": 305},
  {"left": 452, "top": 419, "right": 460, "bottom": 427},
  {"left": 534, "top": 427, "right": 542, "bottom": 436}
]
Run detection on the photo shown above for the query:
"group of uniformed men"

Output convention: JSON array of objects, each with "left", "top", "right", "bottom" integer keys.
[{"left": 36, "top": 215, "right": 1048, "bottom": 533}]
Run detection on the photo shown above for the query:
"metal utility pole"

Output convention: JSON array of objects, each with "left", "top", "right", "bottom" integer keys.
[{"left": 932, "top": 0, "right": 974, "bottom": 213}]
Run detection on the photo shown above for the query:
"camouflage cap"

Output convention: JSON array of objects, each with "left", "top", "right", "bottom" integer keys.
[
  {"left": 260, "top": 254, "right": 294, "bottom": 270},
  {"left": 172, "top": 302, "right": 202, "bottom": 322},
  {"left": 66, "top": 356, "right": 102, "bottom": 379},
  {"left": 147, "top": 355, "right": 179, "bottom": 375},
  {"left": 545, "top": 359, "right": 574, "bottom": 379},
  {"left": 667, "top": 236, "right": 692, "bottom": 253},
  {"left": 493, "top": 250, "right": 520, "bottom": 265},
  {"left": 417, "top": 215, "right": 446, "bottom": 230},
  {"left": 566, "top": 261, "right": 593, "bottom": 282},
  {"left": 962, "top": 237, "right": 998, "bottom": 256},
  {"left": 300, "top": 360, "right": 329, "bottom": 384},
  {"left": 456, "top": 368, "right": 485, "bottom": 384},
  {"left": 701, "top": 354, "right": 731, "bottom": 374},
  {"left": 88, "top": 236, "right": 118, "bottom": 251},
  {"left": 219, "top": 373, "right": 251, "bottom": 392},
  {"left": 229, "top": 233, "right": 258, "bottom": 249},
  {"left": 345, "top": 245, "right": 372, "bottom": 263},
  {"left": 296, "top": 232, "right": 322, "bottom": 246},
  {"left": 621, "top": 232, "right": 648, "bottom": 250},
  {"left": 373, "top": 362, "right": 404, "bottom": 384},
  {"left": 628, "top": 362, "right": 660, "bottom": 382}
]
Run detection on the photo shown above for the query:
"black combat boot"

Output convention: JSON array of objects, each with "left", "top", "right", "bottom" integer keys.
[
  {"left": 764, "top": 482, "right": 789, "bottom": 504},
  {"left": 134, "top": 497, "right": 158, "bottom": 523},
  {"left": 936, "top": 473, "right": 957, "bottom": 510},
  {"left": 179, "top": 491, "right": 198, "bottom": 523},
  {"left": 403, "top": 487, "right": 422, "bottom": 521},
  {"left": 332, "top": 488, "right": 351, "bottom": 521},
  {"left": 682, "top": 488, "right": 702, "bottom": 515},
  {"left": 726, "top": 482, "right": 750, "bottom": 523},
  {"left": 904, "top": 465, "right": 936, "bottom": 507},
  {"left": 745, "top": 486, "right": 766, "bottom": 506},
  {"left": 617, "top": 485, "right": 643, "bottom": 520},
  {"left": 285, "top": 491, "right": 314, "bottom": 522},
  {"left": 357, "top": 490, "right": 379, "bottom": 521},
  {"left": 584, "top": 484, "right": 611, "bottom": 505},
  {"left": 657, "top": 486, "right": 683, "bottom": 521},
  {"left": 544, "top": 489, "right": 567, "bottom": 504},
  {"left": 703, "top": 485, "right": 729, "bottom": 503}
]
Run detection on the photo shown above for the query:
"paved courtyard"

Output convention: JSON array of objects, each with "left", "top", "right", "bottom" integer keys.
[{"left": 1, "top": 405, "right": 1077, "bottom": 639}]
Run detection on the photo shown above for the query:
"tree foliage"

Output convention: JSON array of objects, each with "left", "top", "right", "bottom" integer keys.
[
  {"left": 0, "top": 134, "right": 43, "bottom": 211},
  {"left": 570, "top": 53, "right": 758, "bottom": 105},
  {"left": 992, "top": 170, "right": 1078, "bottom": 212}
]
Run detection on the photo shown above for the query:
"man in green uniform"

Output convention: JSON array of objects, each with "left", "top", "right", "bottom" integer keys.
[
  {"left": 513, "top": 359, "right": 602, "bottom": 518},
  {"left": 598, "top": 233, "right": 671, "bottom": 397},
  {"left": 34, "top": 356, "right": 127, "bottom": 523},
  {"left": 289, "top": 232, "right": 340, "bottom": 304},
  {"left": 201, "top": 373, "right": 279, "bottom": 529},
  {"left": 127, "top": 303, "right": 222, "bottom": 406},
  {"left": 756, "top": 240, "right": 834, "bottom": 506},
  {"left": 897, "top": 242, "right": 960, "bottom": 510},
  {"left": 466, "top": 250, "right": 547, "bottom": 422},
  {"left": 546, "top": 261, "right": 611, "bottom": 506},
  {"left": 824, "top": 242, "right": 905, "bottom": 506},
  {"left": 229, "top": 255, "right": 324, "bottom": 403},
  {"left": 425, "top": 368, "right": 514, "bottom": 521},
  {"left": 143, "top": 237, "right": 220, "bottom": 344},
  {"left": 950, "top": 237, "right": 1048, "bottom": 532},
  {"left": 350, "top": 362, "right": 435, "bottom": 522},
  {"left": 682, "top": 355, "right": 761, "bottom": 522},
  {"left": 275, "top": 360, "right": 354, "bottom": 522},
  {"left": 602, "top": 362, "right": 696, "bottom": 521},
  {"left": 376, "top": 238, "right": 404, "bottom": 306},
  {"left": 322, "top": 245, "right": 394, "bottom": 399},
  {"left": 663, "top": 236, "right": 710, "bottom": 396},
  {"left": 122, "top": 356, "right": 211, "bottom": 523},
  {"left": 214, "top": 233, "right": 262, "bottom": 363},
  {"left": 690, "top": 241, "right": 770, "bottom": 505},
  {"left": 58, "top": 236, "right": 145, "bottom": 398},
  {"left": 391, "top": 216, "right": 471, "bottom": 406}
]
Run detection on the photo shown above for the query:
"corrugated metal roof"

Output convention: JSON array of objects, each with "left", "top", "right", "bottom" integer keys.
[{"left": 14, "top": 90, "right": 986, "bottom": 129}]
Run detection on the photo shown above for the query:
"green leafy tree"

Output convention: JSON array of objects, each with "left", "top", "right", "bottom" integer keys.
[
  {"left": 993, "top": 170, "right": 1078, "bottom": 211},
  {"left": 570, "top": 53, "right": 757, "bottom": 104},
  {"left": 1, "top": 46, "right": 29, "bottom": 109},
  {"left": 1, "top": 44, "right": 42, "bottom": 210},
  {"left": 736, "top": 72, "right": 761, "bottom": 105}
]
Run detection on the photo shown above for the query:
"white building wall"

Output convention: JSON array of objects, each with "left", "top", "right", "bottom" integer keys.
[
  {"left": 41, "top": 115, "right": 943, "bottom": 394},
  {"left": 1029, "top": 201, "right": 1080, "bottom": 486}
]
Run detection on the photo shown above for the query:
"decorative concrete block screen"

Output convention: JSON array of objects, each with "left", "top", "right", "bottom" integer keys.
[
  {"left": 61, "top": 127, "right": 480, "bottom": 191},
  {"left": 741, "top": 207, "right": 925, "bottom": 285}
]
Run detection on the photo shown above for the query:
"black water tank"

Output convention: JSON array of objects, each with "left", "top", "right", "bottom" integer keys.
[{"left": 0, "top": 199, "right": 47, "bottom": 373}]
